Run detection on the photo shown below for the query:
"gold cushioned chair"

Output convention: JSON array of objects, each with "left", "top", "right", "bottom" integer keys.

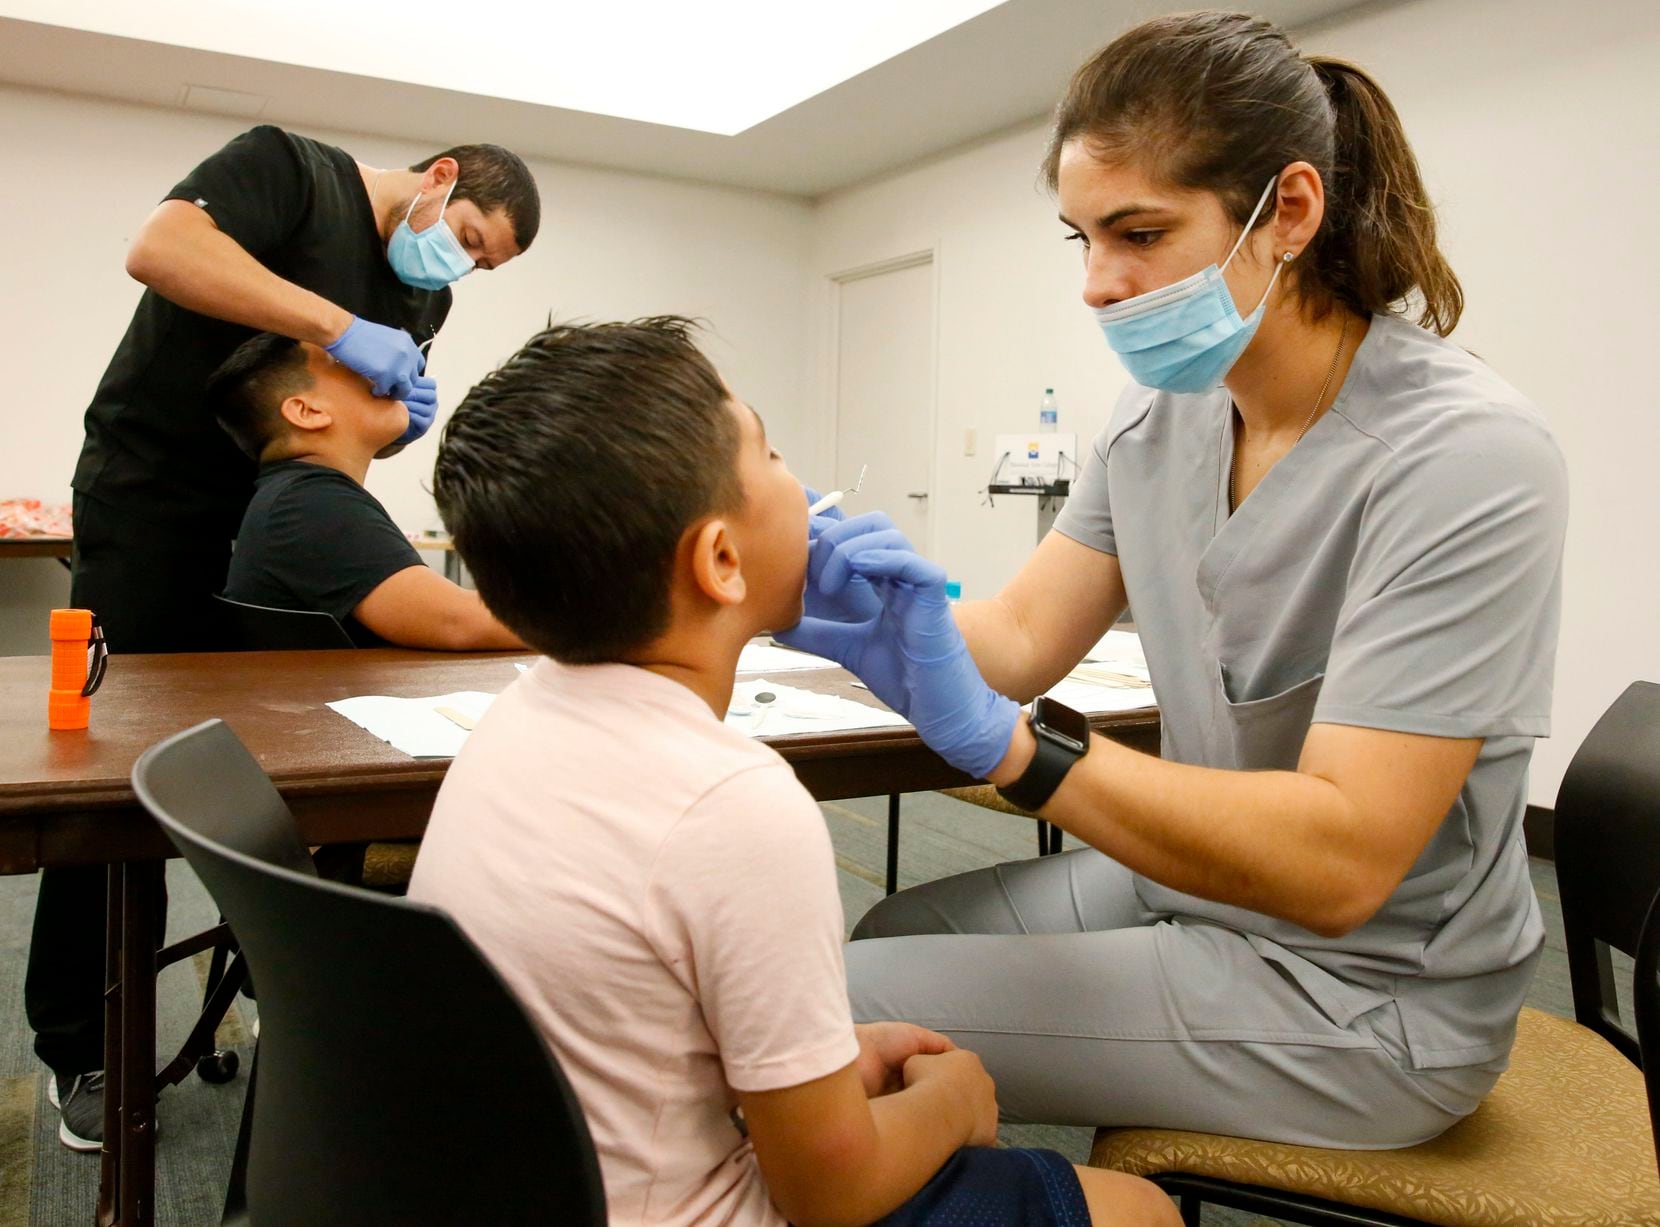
[
  {"left": 1087, "top": 681, "right": 1660, "bottom": 1226},
  {"left": 936, "top": 785, "right": 1065, "bottom": 857}
]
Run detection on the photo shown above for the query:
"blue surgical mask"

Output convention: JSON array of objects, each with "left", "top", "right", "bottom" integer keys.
[
  {"left": 387, "top": 183, "right": 475, "bottom": 292},
  {"left": 1092, "top": 175, "right": 1290, "bottom": 393}
]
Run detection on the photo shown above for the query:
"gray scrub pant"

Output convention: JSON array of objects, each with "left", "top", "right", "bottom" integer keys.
[{"left": 845, "top": 848, "right": 1504, "bottom": 1149}]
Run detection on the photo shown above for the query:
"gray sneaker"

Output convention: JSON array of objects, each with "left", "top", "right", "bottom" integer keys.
[{"left": 52, "top": 1072, "right": 104, "bottom": 1152}]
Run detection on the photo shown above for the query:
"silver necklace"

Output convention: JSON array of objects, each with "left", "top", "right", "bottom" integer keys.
[{"left": 1230, "top": 313, "right": 1351, "bottom": 513}]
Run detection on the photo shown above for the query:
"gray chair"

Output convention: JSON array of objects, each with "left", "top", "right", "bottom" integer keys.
[
  {"left": 133, "top": 718, "right": 606, "bottom": 1226},
  {"left": 215, "top": 592, "right": 411, "bottom": 885},
  {"left": 213, "top": 594, "right": 355, "bottom": 650}
]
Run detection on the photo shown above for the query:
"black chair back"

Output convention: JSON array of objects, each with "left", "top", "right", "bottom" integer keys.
[
  {"left": 1553, "top": 680, "right": 1660, "bottom": 1162},
  {"left": 132, "top": 719, "right": 606, "bottom": 1226},
  {"left": 214, "top": 595, "right": 355, "bottom": 650}
]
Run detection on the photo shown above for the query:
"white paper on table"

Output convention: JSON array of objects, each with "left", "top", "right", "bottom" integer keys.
[
  {"left": 737, "top": 643, "right": 840, "bottom": 673},
  {"left": 1039, "top": 677, "right": 1157, "bottom": 715},
  {"left": 1080, "top": 629, "right": 1150, "bottom": 679},
  {"left": 327, "top": 690, "right": 498, "bottom": 758},
  {"left": 725, "top": 678, "right": 910, "bottom": 738}
]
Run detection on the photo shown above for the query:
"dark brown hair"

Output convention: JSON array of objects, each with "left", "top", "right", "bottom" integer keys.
[
  {"left": 433, "top": 317, "right": 741, "bottom": 664},
  {"left": 410, "top": 144, "right": 541, "bottom": 253},
  {"left": 1042, "top": 11, "right": 1462, "bottom": 336},
  {"left": 204, "top": 332, "right": 311, "bottom": 461}
]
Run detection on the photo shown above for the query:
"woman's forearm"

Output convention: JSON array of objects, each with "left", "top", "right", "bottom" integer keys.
[
  {"left": 953, "top": 531, "right": 1129, "bottom": 702},
  {"left": 953, "top": 596, "right": 1058, "bottom": 702},
  {"left": 1038, "top": 736, "right": 1373, "bottom": 935}
]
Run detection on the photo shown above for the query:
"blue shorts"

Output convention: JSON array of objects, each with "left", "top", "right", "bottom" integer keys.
[{"left": 872, "top": 1146, "right": 1089, "bottom": 1226}]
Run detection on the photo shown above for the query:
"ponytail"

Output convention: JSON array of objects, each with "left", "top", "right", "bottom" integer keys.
[
  {"left": 1044, "top": 15, "right": 1464, "bottom": 337},
  {"left": 1305, "top": 57, "right": 1463, "bottom": 336}
]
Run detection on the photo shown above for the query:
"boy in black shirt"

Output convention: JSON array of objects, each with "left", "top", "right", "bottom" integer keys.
[{"left": 208, "top": 332, "right": 524, "bottom": 650}]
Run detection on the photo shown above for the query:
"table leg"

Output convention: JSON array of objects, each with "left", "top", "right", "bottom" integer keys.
[
  {"left": 885, "top": 794, "right": 902, "bottom": 896},
  {"left": 98, "top": 867, "right": 121, "bottom": 1226},
  {"left": 123, "top": 863, "right": 160, "bottom": 1225},
  {"left": 99, "top": 862, "right": 161, "bottom": 1226}
]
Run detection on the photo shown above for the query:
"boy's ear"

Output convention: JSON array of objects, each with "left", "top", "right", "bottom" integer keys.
[
  {"left": 279, "top": 393, "right": 331, "bottom": 434},
  {"left": 687, "top": 517, "right": 746, "bottom": 608}
]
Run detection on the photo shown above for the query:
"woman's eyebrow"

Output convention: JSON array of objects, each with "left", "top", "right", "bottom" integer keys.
[{"left": 1058, "top": 204, "right": 1166, "bottom": 230}]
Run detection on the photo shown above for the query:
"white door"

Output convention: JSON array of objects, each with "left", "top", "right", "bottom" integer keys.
[{"left": 832, "top": 256, "right": 935, "bottom": 549}]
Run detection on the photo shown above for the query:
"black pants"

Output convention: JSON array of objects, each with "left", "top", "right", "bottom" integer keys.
[{"left": 25, "top": 493, "right": 233, "bottom": 1078}]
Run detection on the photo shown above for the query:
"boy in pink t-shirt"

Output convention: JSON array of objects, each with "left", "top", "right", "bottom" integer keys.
[{"left": 410, "top": 318, "right": 1177, "bottom": 1227}]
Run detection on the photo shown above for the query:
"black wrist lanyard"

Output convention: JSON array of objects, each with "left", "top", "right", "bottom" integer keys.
[{"left": 83, "top": 615, "right": 107, "bottom": 698}]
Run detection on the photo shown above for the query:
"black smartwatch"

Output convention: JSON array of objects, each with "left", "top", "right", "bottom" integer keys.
[{"left": 996, "top": 696, "right": 1090, "bottom": 814}]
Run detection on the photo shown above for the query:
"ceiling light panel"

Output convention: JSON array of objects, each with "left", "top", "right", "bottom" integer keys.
[{"left": 2, "top": 0, "right": 1008, "bottom": 135}]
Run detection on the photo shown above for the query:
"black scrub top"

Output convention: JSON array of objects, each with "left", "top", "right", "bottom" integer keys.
[
  {"left": 71, "top": 124, "right": 452, "bottom": 538},
  {"left": 224, "top": 460, "right": 424, "bottom": 648}
]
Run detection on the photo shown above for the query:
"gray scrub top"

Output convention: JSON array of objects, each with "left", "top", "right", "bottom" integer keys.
[{"left": 1052, "top": 314, "right": 1568, "bottom": 1071}]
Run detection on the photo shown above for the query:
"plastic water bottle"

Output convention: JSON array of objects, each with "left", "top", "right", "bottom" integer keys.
[{"left": 1039, "top": 388, "right": 1059, "bottom": 433}]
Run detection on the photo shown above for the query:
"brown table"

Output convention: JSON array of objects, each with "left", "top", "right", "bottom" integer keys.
[
  {"left": 0, "top": 648, "right": 1160, "bottom": 1225},
  {"left": 408, "top": 535, "right": 462, "bottom": 584},
  {"left": 0, "top": 535, "right": 73, "bottom": 569}
]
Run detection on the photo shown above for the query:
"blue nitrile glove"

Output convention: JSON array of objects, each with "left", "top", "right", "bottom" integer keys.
[
  {"left": 792, "top": 487, "right": 881, "bottom": 627},
  {"left": 779, "top": 515, "right": 1020, "bottom": 779},
  {"left": 778, "top": 511, "right": 898, "bottom": 696},
  {"left": 325, "top": 316, "right": 424, "bottom": 400},
  {"left": 397, "top": 374, "right": 440, "bottom": 444}
]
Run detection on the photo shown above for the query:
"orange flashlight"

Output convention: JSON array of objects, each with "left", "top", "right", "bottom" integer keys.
[{"left": 48, "top": 608, "right": 107, "bottom": 731}]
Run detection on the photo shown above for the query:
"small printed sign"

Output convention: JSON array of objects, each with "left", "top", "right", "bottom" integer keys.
[{"left": 996, "top": 432, "right": 1078, "bottom": 483}]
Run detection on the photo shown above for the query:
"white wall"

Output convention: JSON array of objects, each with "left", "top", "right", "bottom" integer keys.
[
  {"left": 809, "top": 0, "right": 1660, "bottom": 803},
  {"left": 0, "top": 84, "right": 814, "bottom": 654},
  {"left": 808, "top": 119, "right": 1128, "bottom": 598}
]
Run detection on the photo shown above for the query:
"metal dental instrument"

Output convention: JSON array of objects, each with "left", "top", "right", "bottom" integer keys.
[{"left": 807, "top": 464, "right": 867, "bottom": 516}]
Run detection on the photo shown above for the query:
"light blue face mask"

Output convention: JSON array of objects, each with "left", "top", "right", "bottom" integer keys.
[
  {"left": 1091, "top": 175, "right": 1290, "bottom": 393},
  {"left": 387, "top": 182, "right": 475, "bottom": 292}
]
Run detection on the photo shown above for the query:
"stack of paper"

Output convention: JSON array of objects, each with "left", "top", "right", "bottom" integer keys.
[
  {"left": 1081, "top": 629, "right": 1150, "bottom": 675},
  {"left": 1043, "top": 629, "right": 1156, "bottom": 714}
]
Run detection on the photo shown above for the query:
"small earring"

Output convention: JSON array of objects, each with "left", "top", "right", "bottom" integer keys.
[{"left": 1283, "top": 251, "right": 1296, "bottom": 263}]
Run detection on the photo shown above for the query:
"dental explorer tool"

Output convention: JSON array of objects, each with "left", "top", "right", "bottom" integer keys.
[{"left": 807, "top": 464, "right": 867, "bottom": 516}]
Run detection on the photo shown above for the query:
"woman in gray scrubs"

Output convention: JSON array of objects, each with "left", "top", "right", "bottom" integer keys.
[{"left": 781, "top": 11, "right": 1567, "bottom": 1149}]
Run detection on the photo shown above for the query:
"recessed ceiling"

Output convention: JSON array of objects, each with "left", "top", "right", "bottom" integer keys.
[
  {"left": 0, "top": 0, "right": 1377, "bottom": 198},
  {"left": 0, "top": 0, "right": 1007, "bottom": 136}
]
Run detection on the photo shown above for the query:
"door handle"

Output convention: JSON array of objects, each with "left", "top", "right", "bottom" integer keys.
[{"left": 906, "top": 491, "right": 929, "bottom": 499}]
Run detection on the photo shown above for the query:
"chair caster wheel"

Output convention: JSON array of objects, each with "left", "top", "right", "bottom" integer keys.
[{"left": 197, "top": 1049, "right": 240, "bottom": 1083}]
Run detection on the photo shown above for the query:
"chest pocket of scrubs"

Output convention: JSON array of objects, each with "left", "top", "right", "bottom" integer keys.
[{"left": 1215, "top": 662, "right": 1324, "bottom": 771}]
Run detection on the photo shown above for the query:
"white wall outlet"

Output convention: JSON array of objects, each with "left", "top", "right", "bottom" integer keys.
[{"left": 964, "top": 428, "right": 977, "bottom": 456}]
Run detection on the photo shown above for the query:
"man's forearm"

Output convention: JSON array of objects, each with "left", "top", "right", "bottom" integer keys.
[{"left": 126, "top": 203, "right": 352, "bottom": 346}]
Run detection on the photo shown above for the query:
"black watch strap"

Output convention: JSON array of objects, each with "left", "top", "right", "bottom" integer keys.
[{"left": 996, "top": 698, "right": 1088, "bottom": 814}]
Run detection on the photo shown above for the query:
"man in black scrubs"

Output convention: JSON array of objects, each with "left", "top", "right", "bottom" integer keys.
[{"left": 34, "top": 124, "right": 540, "bottom": 1149}]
